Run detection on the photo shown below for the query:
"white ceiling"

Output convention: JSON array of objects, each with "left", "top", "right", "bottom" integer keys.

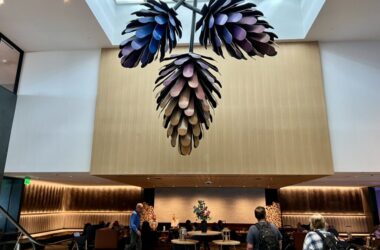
[
  {"left": 306, "top": 0, "right": 380, "bottom": 41},
  {"left": 0, "top": 0, "right": 111, "bottom": 52},
  {"left": 1, "top": 0, "right": 380, "bottom": 52}
]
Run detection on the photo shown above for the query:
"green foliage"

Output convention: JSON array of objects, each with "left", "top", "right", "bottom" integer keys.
[{"left": 193, "top": 200, "right": 211, "bottom": 221}]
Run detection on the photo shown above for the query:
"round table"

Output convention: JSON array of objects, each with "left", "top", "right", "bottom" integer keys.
[
  {"left": 212, "top": 240, "right": 241, "bottom": 250},
  {"left": 171, "top": 239, "right": 199, "bottom": 250},
  {"left": 188, "top": 231, "right": 222, "bottom": 237},
  {"left": 188, "top": 231, "right": 222, "bottom": 250}
]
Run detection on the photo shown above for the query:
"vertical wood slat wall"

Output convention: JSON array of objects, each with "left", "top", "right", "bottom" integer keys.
[
  {"left": 91, "top": 43, "right": 333, "bottom": 177},
  {"left": 21, "top": 182, "right": 143, "bottom": 213},
  {"left": 279, "top": 187, "right": 373, "bottom": 232},
  {"left": 20, "top": 181, "right": 143, "bottom": 233}
]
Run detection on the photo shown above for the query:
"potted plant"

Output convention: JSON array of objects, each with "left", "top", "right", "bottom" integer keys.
[{"left": 193, "top": 200, "right": 211, "bottom": 233}]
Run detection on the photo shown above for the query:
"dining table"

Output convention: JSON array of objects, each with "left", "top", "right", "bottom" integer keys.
[{"left": 188, "top": 231, "right": 222, "bottom": 250}]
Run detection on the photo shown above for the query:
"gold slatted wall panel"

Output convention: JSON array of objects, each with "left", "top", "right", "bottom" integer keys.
[{"left": 91, "top": 43, "right": 333, "bottom": 176}]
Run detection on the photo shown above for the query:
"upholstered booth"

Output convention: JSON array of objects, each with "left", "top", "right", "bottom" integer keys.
[
  {"left": 20, "top": 212, "right": 132, "bottom": 234},
  {"left": 94, "top": 228, "right": 119, "bottom": 249}
]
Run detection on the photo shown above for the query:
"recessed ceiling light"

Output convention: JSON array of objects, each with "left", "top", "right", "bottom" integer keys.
[
  {"left": 0, "top": 0, "right": 4, "bottom": 5},
  {"left": 205, "top": 180, "right": 213, "bottom": 185},
  {"left": 2, "top": 59, "right": 7, "bottom": 63}
]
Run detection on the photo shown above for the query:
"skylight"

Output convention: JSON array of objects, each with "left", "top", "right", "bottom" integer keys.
[
  {"left": 114, "top": 0, "right": 208, "bottom": 4},
  {"left": 115, "top": 0, "right": 171, "bottom": 4},
  {"left": 87, "top": 0, "right": 326, "bottom": 45}
]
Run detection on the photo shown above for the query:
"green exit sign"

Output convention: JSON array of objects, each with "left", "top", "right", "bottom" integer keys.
[{"left": 24, "top": 177, "right": 31, "bottom": 185}]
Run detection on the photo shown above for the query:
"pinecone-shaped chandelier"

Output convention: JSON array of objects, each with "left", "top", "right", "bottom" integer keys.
[
  {"left": 196, "top": 0, "right": 277, "bottom": 59},
  {"left": 119, "top": 0, "right": 277, "bottom": 155},
  {"left": 155, "top": 53, "right": 221, "bottom": 155},
  {"left": 119, "top": 0, "right": 182, "bottom": 68}
]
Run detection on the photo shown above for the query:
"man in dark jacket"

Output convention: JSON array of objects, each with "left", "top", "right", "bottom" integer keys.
[{"left": 246, "top": 206, "right": 282, "bottom": 250}]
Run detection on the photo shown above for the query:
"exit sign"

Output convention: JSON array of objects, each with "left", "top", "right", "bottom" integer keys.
[{"left": 24, "top": 177, "right": 31, "bottom": 185}]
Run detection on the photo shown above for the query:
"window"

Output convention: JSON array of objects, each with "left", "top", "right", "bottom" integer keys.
[{"left": 0, "top": 33, "right": 23, "bottom": 94}]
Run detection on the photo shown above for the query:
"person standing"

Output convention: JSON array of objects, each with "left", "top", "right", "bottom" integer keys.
[
  {"left": 247, "top": 206, "right": 282, "bottom": 250},
  {"left": 303, "top": 214, "right": 336, "bottom": 250},
  {"left": 171, "top": 214, "right": 179, "bottom": 228},
  {"left": 127, "top": 203, "right": 143, "bottom": 250},
  {"left": 374, "top": 225, "right": 380, "bottom": 239}
]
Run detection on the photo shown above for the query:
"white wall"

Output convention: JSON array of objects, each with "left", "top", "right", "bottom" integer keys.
[
  {"left": 6, "top": 42, "right": 380, "bottom": 176},
  {"left": 5, "top": 50, "right": 100, "bottom": 173},
  {"left": 320, "top": 42, "right": 380, "bottom": 173},
  {"left": 154, "top": 188, "right": 265, "bottom": 223}
]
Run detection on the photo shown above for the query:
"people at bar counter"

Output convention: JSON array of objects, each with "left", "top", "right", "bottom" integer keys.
[
  {"left": 126, "top": 203, "right": 143, "bottom": 250},
  {"left": 185, "top": 219, "right": 195, "bottom": 232},
  {"left": 246, "top": 206, "right": 283, "bottom": 250},
  {"left": 374, "top": 225, "right": 380, "bottom": 239},
  {"left": 171, "top": 214, "right": 180, "bottom": 229}
]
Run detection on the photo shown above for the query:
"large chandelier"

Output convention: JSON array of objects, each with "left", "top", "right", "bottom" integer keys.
[{"left": 120, "top": 0, "right": 277, "bottom": 155}]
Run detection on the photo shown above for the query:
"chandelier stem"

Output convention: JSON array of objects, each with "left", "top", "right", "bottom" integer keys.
[
  {"left": 173, "top": 0, "right": 186, "bottom": 10},
  {"left": 189, "top": 0, "right": 198, "bottom": 52},
  {"left": 172, "top": 0, "right": 202, "bottom": 14}
]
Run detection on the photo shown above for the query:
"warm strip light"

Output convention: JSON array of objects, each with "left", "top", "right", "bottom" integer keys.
[
  {"left": 25, "top": 180, "right": 142, "bottom": 190},
  {"left": 280, "top": 186, "right": 364, "bottom": 191},
  {"left": 282, "top": 213, "right": 367, "bottom": 216},
  {"left": 21, "top": 211, "right": 133, "bottom": 216}
]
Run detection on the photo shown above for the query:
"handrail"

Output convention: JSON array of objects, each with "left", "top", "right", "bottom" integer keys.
[
  {"left": 0, "top": 205, "right": 44, "bottom": 246},
  {"left": 0, "top": 205, "right": 78, "bottom": 248}
]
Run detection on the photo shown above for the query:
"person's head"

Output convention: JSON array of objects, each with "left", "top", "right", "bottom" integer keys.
[
  {"left": 254, "top": 206, "right": 266, "bottom": 221},
  {"left": 185, "top": 220, "right": 191, "bottom": 225},
  {"left": 309, "top": 214, "right": 326, "bottom": 230},
  {"left": 136, "top": 203, "right": 143, "bottom": 213},
  {"left": 113, "top": 221, "right": 119, "bottom": 226},
  {"left": 142, "top": 221, "right": 151, "bottom": 232}
]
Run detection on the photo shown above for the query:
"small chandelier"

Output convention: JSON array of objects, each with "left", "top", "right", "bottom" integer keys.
[{"left": 120, "top": 0, "right": 277, "bottom": 155}]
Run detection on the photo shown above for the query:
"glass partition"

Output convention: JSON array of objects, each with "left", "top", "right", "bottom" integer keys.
[{"left": 0, "top": 33, "right": 23, "bottom": 94}]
